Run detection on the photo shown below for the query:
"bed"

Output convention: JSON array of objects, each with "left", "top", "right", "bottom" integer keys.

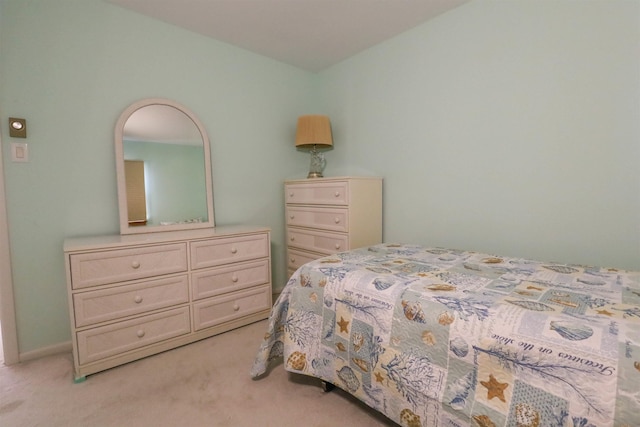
[{"left": 251, "top": 244, "right": 640, "bottom": 427}]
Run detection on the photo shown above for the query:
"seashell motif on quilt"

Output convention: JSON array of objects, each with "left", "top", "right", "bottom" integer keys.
[
  {"left": 450, "top": 336, "right": 469, "bottom": 357},
  {"left": 634, "top": 361, "right": 640, "bottom": 372},
  {"left": 402, "top": 300, "right": 427, "bottom": 323},
  {"left": 309, "top": 292, "right": 318, "bottom": 302},
  {"left": 287, "top": 351, "right": 307, "bottom": 371},
  {"left": 267, "top": 340, "right": 284, "bottom": 361},
  {"left": 464, "top": 263, "right": 482, "bottom": 271},
  {"left": 542, "top": 265, "right": 579, "bottom": 274},
  {"left": 311, "top": 357, "right": 330, "bottom": 370},
  {"left": 300, "top": 273, "right": 311, "bottom": 287},
  {"left": 336, "top": 342, "right": 347, "bottom": 352},
  {"left": 422, "top": 330, "right": 437, "bottom": 345},
  {"left": 336, "top": 366, "right": 360, "bottom": 392},
  {"left": 427, "top": 284, "right": 457, "bottom": 292},
  {"left": 352, "top": 358, "right": 369, "bottom": 372},
  {"left": 514, "top": 403, "right": 540, "bottom": 427},
  {"left": 507, "top": 300, "right": 555, "bottom": 312},
  {"left": 577, "top": 278, "right": 606, "bottom": 286},
  {"left": 438, "top": 311, "right": 456, "bottom": 326},
  {"left": 426, "top": 248, "right": 448, "bottom": 254},
  {"left": 367, "top": 266, "right": 392, "bottom": 274},
  {"left": 352, "top": 332, "right": 364, "bottom": 352},
  {"left": 472, "top": 414, "right": 496, "bottom": 427},
  {"left": 483, "top": 257, "right": 503, "bottom": 264},
  {"left": 373, "top": 278, "right": 394, "bottom": 291},
  {"left": 399, "top": 408, "right": 421, "bottom": 427},
  {"left": 550, "top": 321, "right": 594, "bottom": 341}
]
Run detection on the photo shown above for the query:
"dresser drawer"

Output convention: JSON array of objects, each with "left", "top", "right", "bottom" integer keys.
[
  {"left": 76, "top": 307, "right": 190, "bottom": 364},
  {"left": 69, "top": 243, "right": 188, "bottom": 289},
  {"left": 190, "top": 233, "right": 269, "bottom": 270},
  {"left": 192, "top": 259, "right": 270, "bottom": 301},
  {"left": 285, "top": 181, "right": 348, "bottom": 205},
  {"left": 73, "top": 275, "right": 189, "bottom": 327},
  {"left": 288, "top": 228, "right": 348, "bottom": 255},
  {"left": 286, "top": 206, "right": 348, "bottom": 232},
  {"left": 287, "top": 248, "right": 322, "bottom": 271},
  {"left": 193, "top": 285, "right": 271, "bottom": 331}
]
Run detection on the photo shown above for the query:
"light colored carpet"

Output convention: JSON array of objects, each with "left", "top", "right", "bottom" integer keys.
[{"left": 0, "top": 320, "right": 397, "bottom": 426}]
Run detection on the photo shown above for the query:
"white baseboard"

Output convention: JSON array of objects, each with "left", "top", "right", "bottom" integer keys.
[{"left": 19, "top": 341, "right": 72, "bottom": 362}]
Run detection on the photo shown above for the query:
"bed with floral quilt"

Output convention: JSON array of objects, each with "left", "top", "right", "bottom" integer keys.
[{"left": 251, "top": 244, "right": 640, "bottom": 427}]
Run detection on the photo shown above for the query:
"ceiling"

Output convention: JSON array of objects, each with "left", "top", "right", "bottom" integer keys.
[{"left": 107, "top": 0, "right": 470, "bottom": 72}]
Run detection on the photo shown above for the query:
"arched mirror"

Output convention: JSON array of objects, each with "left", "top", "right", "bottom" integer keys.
[{"left": 114, "top": 98, "right": 215, "bottom": 234}]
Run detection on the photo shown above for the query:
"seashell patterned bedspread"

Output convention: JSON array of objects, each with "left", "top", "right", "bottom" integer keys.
[{"left": 251, "top": 244, "right": 640, "bottom": 427}]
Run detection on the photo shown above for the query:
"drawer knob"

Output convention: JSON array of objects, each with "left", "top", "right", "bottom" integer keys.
[
  {"left": 289, "top": 215, "right": 294, "bottom": 220},
  {"left": 334, "top": 191, "right": 340, "bottom": 197},
  {"left": 335, "top": 244, "right": 341, "bottom": 250},
  {"left": 233, "top": 303, "right": 240, "bottom": 311},
  {"left": 290, "top": 236, "right": 295, "bottom": 241},
  {"left": 232, "top": 275, "right": 239, "bottom": 283},
  {"left": 231, "top": 247, "right": 238, "bottom": 254},
  {"left": 289, "top": 192, "right": 294, "bottom": 197},
  {"left": 334, "top": 217, "right": 340, "bottom": 224},
  {"left": 134, "top": 296, "right": 143, "bottom": 304},
  {"left": 131, "top": 261, "right": 141, "bottom": 269},
  {"left": 136, "top": 330, "right": 145, "bottom": 338},
  {"left": 290, "top": 257, "right": 295, "bottom": 263}
]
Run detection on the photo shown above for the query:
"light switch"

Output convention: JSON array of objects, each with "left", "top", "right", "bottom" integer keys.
[{"left": 11, "top": 142, "right": 28, "bottom": 162}]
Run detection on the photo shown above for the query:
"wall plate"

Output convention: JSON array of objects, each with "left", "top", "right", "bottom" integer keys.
[{"left": 11, "top": 142, "right": 28, "bottom": 162}]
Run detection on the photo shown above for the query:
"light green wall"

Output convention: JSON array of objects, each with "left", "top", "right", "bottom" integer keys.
[
  {"left": 319, "top": 0, "right": 640, "bottom": 270},
  {"left": 124, "top": 141, "right": 208, "bottom": 226},
  {"left": 2, "top": 0, "right": 639, "bottom": 356},
  {"left": 0, "top": 0, "right": 314, "bottom": 353}
]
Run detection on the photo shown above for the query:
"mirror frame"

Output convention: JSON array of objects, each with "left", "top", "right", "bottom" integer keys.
[{"left": 114, "top": 98, "right": 215, "bottom": 235}]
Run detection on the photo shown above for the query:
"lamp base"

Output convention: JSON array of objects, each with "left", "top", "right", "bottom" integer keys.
[{"left": 307, "top": 146, "right": 326, "bottom": 179}]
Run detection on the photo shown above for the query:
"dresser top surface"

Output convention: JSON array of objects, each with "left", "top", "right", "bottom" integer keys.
[
  {"left": 64, "top": 225, "right": 270, "bottom": 253},
  {"left": 285, "top": 176, "right": 382, "bottom": 184}
]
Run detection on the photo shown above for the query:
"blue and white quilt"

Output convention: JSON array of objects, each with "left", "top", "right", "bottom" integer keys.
[{"left": 251, "top": 244, "right": 640, "bottom": 427}]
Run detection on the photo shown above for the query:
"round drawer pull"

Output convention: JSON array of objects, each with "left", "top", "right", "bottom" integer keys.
[
  {"left": 334, "top": 217, "right": 340, "bottom": 224},
  {"left": 233, "top": 304, "right": 240, "bottom": 311},
  {"left": 290, "top": 236, "right": 295, "bottom": 241},
  {"left": 290, "top": 257, "right": 295, "bottom": 263},
  {"left": 134, "top": 296, "right": 143, "bottom": 304},
  {"left": 289, "top": 192, "right": 294, "bottom": 197},
  {"left": 289, "top": 215, "right": 295, "bottom": 220},
  {"left": 334, "top": 191, "right": 340, "bottom": 197},
  {"left": 136, "top": 330, "right": 145, "bottom": 338},
  {"left": 232, "top": 275, "right": 239, "bottom": 283},
  {"left": 131, "top": 261, "right": 141, "bottom": 269},
  {"left": 231, "top": 247, "right": 238, "bottom": 254},
  {"left": 335, "top": 244, "right": 341, "bottom": 250}
]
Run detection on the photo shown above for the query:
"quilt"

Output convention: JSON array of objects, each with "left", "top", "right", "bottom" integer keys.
[{"left": 251, "top": 244, "right": 640, "bottom": 427}]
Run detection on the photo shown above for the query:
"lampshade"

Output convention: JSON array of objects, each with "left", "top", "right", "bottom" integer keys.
[{"left": 295, "top": 115, "right": 333, "bottom": 148}]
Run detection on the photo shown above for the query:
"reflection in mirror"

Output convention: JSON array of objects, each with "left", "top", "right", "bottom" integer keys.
[{"left": 115, "top": 99, "right": 215, "bottom": 234}]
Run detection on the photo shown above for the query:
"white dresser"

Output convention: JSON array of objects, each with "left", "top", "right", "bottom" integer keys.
[
  {"left": 64, "top": 226, "right": 271, "bottom": 381},
  {"left": 285, "top": 176, "right": 382, "bottom": 277}
]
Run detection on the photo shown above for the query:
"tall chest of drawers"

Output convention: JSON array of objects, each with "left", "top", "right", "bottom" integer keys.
[
  {"left": 64, "top": 226, "right": 271, "bottom": 381},
  {"left": 285, "top": 177, "right": 382, "bottom": 277}
]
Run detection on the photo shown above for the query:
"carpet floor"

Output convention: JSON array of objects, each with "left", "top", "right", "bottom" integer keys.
[{"left": 0, "top": 320, "right": 397, "bottom": 426}]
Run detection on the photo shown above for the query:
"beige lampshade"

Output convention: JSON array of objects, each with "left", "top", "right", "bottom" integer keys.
[{"left": 295, "top": 115, "right": 333, "bottom": 148}]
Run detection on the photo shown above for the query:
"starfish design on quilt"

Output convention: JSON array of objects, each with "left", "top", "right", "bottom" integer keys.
[
  {"left": 337, "top": 316, "right": 350, "bottom": 333},
  {"left": 597, "top": 309, "right": 614, "bottom": 316},
  {"left": 375, "top": 371, "right": 385, "bottom": 383},
  {"left": 480, "top": 374, "right": 508, "bottom": 402}
]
